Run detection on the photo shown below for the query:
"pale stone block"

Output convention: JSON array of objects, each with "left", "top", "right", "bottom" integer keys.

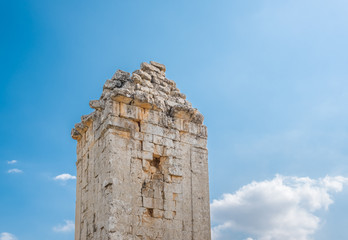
[
  {"left": 140, "top": 122, "right": 164, "bottom": 136},
  {"left": 180, "top": 132, "right": 196, "bottom": 145},
  {"left": 164, "top": 210, "right": 174, "bottom": 220},
  {"left": 194, "top": 137, "right": 207, "bottom": 149},
  {"left": 153, "top": 135, "right": 163, "bottom": 145},
  {"left": 153, "top": 144, "right": 164, "bottom": 156},
  {"left": 142, "top": 141, "right": 154, "bottom": 152},
  {"left": 163, "top": 147, "right": 174, "bottom": 157},
  {"left": 144, "top": 133, "right": 153, "bottom": 142},
  {"left": 154, "top": 198, "right": 164, "bottom": 209},
  {"left": 142, "top": 197, "right": 154, "bottom": 208},
  {"left": 136, "top": 198, "right": 143, "bottom": 208},
  {"left": 171, "top": 175, "right": 182, "bottom": 183},
  {"left": 162, "top": 138, "right": 174, "bottom": 148},
  {"left": 143, "top": 109, "right": 160, "bottom": 125},
  {"left": 141, "top": 151, "right": 153, "bottom": 160},
  {"left": 154, "top": 187, "right": 163, "bottom": 199},
  {"left": 171, "top": 183, "right": 183, "bottom": 194},
  {"left": 119, "top": 103, "right": 144, "bottom": 120},
  {"left": 163, "top": 128, "right": 179, "bottom": 140},
  {"left": 173, "top": 193, "right": 183, "bottom": 202},
  {"left": 132, "top": 131, "right": 143, "bottom": 141},
  {"left": 142, "top": 159, "right": 150, "bottom": 171},
  {"left": 163, "top": 200, "right": 175, "bottom": 211},
  {"left": 153, "top": 209, "right": 164, "bottom": 218},
  {"left": 168, "top": 164, "right": 183, "bottom": 177},
  {"left": 142, "top": 188, "right": 154, "bottom": 198},
  {"left": 163, "top": 190, "right": 173, "bottom": 200}
]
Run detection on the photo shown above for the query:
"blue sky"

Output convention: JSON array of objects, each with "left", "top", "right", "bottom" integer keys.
[{"left": 1, "top": 0, "right": 348, "bottom": 239}]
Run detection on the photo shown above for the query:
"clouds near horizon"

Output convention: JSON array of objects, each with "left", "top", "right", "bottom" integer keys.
[
  {"left": 0, "top": 233, "right": 17, "bottom": 240},
  {"left": 211, "top": 175, "right": 348, "bottom": 240},
  {"left": 7, "top": 169, "right": 23, "bottom": 174},
  {"left": 53, "top": 220, "right": 75, "bottom": 233},
  {"left": 54, "top": 174, "right": 76, "bottom": 181}
]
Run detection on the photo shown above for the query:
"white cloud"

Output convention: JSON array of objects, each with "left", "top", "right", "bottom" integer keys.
[
  {"left": 54, "top": 173, "right": 76, "bottom": 181},
  {"left": 7, "top": 169, "right": 23, "bottom": 174},
  {"left": 0, "top": 232, "right": 17, "bottom": 240},
  {"left": 53, "top": 220, "right": 75, "bottom": 233},
  {"left": 211, "top": 175, "right": 348, "bottom": 240},
  {"left": 7, "top": 160, "right": 17, "bottom": 164}
]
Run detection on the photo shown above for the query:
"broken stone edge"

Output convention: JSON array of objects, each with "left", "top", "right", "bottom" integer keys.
[{"left": 71, "top": 61, "right": 205, "bottom": 141}]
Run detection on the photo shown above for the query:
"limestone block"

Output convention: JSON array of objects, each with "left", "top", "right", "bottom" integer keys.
[
  {"left": 150, "top": 61, "right": 166, "bottom": 73},
  {"left": 144, "top": 133, "right": 153, "bottom": 142},
  {"left": 180, "top": 132, "right": 196, "bottom": 145},
  {"left": 131, "top": 73, "right": 142, "bottom": 84},
  {"left": 162, "top": 138, "right": 174, "bottom": 148},
  {"left": 142, "top": 197, "right": 154, "bottom": 208},
  {"left": 112, "top": 69, "right": 130, "bottom": 82},
  {"left": 133, "top": 91, "right": 154, "bottom": 109},
  {"left": 163, "top": 147, "right": 174, "bottom": 157},
  {"left": 140, "top": 122, "right": 164, "bottom": 136},
  {"left": 163, "top": 128, "right": 179, "bottom": 140},
  {"left": 164, "top": 210, "right": 174, "bottom": 219},
  {"left": 119, "top": 103, "right": 144, "bottom": 120},
  {"left": 153, "top": 187, "right": 163, "bottom": 199},
  {"left": 168, "top": 164, "right": 183, "bottom": 177},
  {"left": 90, "top": 100, "right": 104, "bottom": 110},
  {"left": 153, "top": 209, "right": 164, "bottom": 218},
  {"left": 151, "top": 77, "right": 161, "bottom": 85},
  {"left": 141, "top": 79, "right": 154, "bottom": 89},
  {"left": 81, "top": 112, "right": 95, "bottom": 125},
  {"left": 132, "top": 131, "right": 144, "bottom": 141},
  {"left": 154, "top": 198, "right": 164, "bottom": 210},
  {"left": 111, "top": 89, "right": 133, "bottom": 104},
  {"left": 71, "top": 128, "right": 82, "bottom": 140},
  {"left": 141, "top": 61, "right": 161, "bottom": 74},
  {"left": 163, "top": 200, "right": 175, "bottom": 211},
  {"left": 143, "top": 109, "right": 160, "bottom": 125},
  {"left": 142, "top": 188, "right": 154, "bottom": 198},
  {"left": 153, "top": 144, "right": 164, "bottom": 156},
  {"left": 153, "top": 135, "right": 163, "bottom": 145},
  {"left": 130, "top": 158, "right": 142, "bottom": 179},
  {"left": 141, "top": 151, "right": 153, "bottom": 161},
  {"left": 101, "top": 100, "right": 118, "bottom": 122},
  {"left": 142, "top": 141, "right": 154, "bottom": 152},
  {"left": 133, "top": 69, "right": 151, "bottom": 81}
]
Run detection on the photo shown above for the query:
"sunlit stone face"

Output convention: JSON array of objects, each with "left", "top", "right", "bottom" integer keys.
[{"left": 72, "top": 61, "right": 211, "bottom": 240}]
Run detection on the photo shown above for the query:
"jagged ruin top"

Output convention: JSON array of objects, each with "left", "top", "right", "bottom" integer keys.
[{"left": 71, "top": 61, "right": 204, "bottom": 140}]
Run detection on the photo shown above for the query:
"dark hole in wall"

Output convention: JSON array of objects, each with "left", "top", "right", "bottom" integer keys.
[
  {"left": 151, "top": 155, "right": 161, "bottom": 169},
  {"left": 147, "top": 208, "right": 153, "bottom": 217}
]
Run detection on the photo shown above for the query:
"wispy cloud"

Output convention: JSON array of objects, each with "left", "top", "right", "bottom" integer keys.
[
  {"left": 53, "top": 220, "right": 75, "bottom": 233},
  {"left": 7, "top": 160, "right": 17, "bottom": 164},
  {"left": 211, "top": 175, "right": 348, "bottom": 240},
  {"left": 54, "top": 174, "right": 76, "bottom": 181},
  {"left": 7, "top": 169, "right": 23, "bottom": 174},
  {"left": 0, "top": 232, "right": 17, "bottom": 240}
]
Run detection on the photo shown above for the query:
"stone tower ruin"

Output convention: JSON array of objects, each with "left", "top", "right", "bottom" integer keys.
[{"left": 71, "top": 61, "right": 211, "bottom": 240}]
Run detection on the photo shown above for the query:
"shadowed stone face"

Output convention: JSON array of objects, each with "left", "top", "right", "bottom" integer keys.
[{"left": 72, "top": 61, "right": 211, "bottom": 240}]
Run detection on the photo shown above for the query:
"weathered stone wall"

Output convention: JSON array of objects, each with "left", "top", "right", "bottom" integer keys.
[{"left": 72, "top": 61, "right": 211, "bottom": 240}]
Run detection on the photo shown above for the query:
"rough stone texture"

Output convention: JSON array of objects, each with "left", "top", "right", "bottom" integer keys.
[{"left": 72, "top": 61, "right": 211, "bottom": 240}]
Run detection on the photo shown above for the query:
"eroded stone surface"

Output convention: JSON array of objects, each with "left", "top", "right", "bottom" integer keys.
[{"left": 72, "top": 61, "right": 211, "bottom": 240}]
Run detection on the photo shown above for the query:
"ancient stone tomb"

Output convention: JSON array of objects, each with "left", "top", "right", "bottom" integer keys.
[{"left": 72, "top": 61, "right": 211, "bottom": 240}]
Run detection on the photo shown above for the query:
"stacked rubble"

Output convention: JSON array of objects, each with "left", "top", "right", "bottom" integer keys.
[{"left": 72, "top": 61, "right": 211, "bottom": 240}]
